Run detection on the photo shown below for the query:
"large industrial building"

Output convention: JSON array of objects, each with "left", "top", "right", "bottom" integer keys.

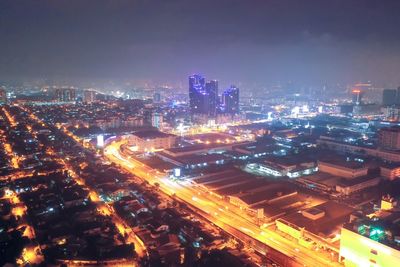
[
  {"left": 317, "top": 137, "right": 400, "bottom": 162},
  {"left": 246, "top": 155, "right": 317, "bottom": 178},
  {"left": 318, "top": 158, "right": 368, "bottom": 179},
  {"left": 128, "top": 130, "right": 177, "bottom": 152}
]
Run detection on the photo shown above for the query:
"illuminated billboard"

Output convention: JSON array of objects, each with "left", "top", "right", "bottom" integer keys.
[{"left": 97, "top": 135, "right": 104, "bottom": 147}]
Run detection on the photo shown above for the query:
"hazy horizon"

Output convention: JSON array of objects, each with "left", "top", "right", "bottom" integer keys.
[{"left": 2, "top": 0, "right": 400, "bottom": 88}]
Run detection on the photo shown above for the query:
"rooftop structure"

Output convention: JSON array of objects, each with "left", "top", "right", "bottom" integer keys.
[
  {"left": 379, "top": 127, "right": 400, "bottom": 151},
  {"left": 318, "top": 155, "right": 368, "bottom": 179},
  {"left": 128, "top": 130, "right": 177, "bottom": 152},
  {"left": 282, "top": 201, "right": 354, "bottom": 238},
  {"left": 318, "top": 137, "right": 400, "bottom": 162}
]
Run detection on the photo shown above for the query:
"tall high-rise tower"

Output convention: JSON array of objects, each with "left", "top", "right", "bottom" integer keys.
[
  {"left": 189, "top": 74, "right": 206, "bottom": 114},
  {"left": 223, "top": 86, "right": 239, "bottom": 114},
  {"left": 206, "top": 80, "right": 218, "bottom": 117}
]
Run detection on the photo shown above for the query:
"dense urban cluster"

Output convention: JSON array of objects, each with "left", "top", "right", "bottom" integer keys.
[{"left": 1, "top": 78, "right": 400, "bottom": 267}]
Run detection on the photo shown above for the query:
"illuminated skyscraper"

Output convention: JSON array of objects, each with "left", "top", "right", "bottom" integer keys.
[
  {"left": 206, "top": 80, "right": 218, "bottom": 117},
  {"left": 222, "top": 86, "right": 239, "bottom": 114},
  {"left": 189, "top": 74, "right": 206, "bottom": 114},
  {"left": 189, "top": 74, "right": 218, "bottom": 116}
]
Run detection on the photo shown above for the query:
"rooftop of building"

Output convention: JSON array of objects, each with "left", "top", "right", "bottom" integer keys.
[
  {"left": 165, "top": 141, "right": 249, "bottom": 155},
  {"left": 297, "top": 171, "right": 340, "bottom": 187},
  {"left": 282, "top": 200, "right": 354, "bottom": 237},
  {"left": 132, "top": 130, "right": 175, "bottom": 139},
  {"left": 380, "top": 161, "right": 400, "bottom": 169},
  {"left": 337, "top": 174, "right": 381, "bottom": 187},
  {"left": 175, "top": 153, "right": 227, "bottom": 165},
  {"left": 135, "top": 155, "right": 178, "bottom": 171},
  {"left": 232, "top": 139, "right": 277, "bottom": 154},
  {"left": 318, "top": 155, "right": 367, "bottom": 170},
  {"left": 228, "top": 123, "right": 269, "bottom": 131},
  {"left": 237, "top": 183, "right": 297, "bottom": 206},
  {"left": 206, "top": 176, "right": 251, "bottom": 191},
  {"left": 186, "top": 132, "right": 237, "bottom": 142},
  {"left": 253, "top": 193, "right": 309, "bottom": 219},
  {"left": 265, "top": 154, "right": 316, "bottom": 167},
  {"left": 216, "top": 179, "right": 269, "bottom": 196}
]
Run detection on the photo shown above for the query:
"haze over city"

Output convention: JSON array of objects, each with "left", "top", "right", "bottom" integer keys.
[{"left": 1, "top": 0, "right": 400, "bottom": 88}]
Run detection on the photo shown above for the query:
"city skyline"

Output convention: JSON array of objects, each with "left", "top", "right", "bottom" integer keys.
[{"left": 2, "top": 1, "right": 400, "bottom": 267}]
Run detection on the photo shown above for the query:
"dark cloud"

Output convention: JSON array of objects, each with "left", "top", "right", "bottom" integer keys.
[{"left": 1, "top": 0, "right": 400, "bottom": 85}]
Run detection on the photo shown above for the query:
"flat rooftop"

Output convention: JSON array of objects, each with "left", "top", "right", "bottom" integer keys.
[
  {"left": 337, "top": 174, "right": 380, "bottom": 187},
  {"left": 206, "top": 176, "right": 251, "bottom": 190},
  {"left": 318, "top": 156, "right": 367, "bottom": 170},
  {"left": 216, "top": 179, "right": 269, "bottom": 196},
  {"left": 233, "top": 139, "right": 276, "bottom": 154},
  {"left": 193, "top": 169, "right": 239, "bottom": 184},
  {"left": 166, "top": 143, "right": 232, "bottom": 154},
  {"left": 282, "top": 201, "right": 354, "bottom": 237},
  {"left": 265, "top": 154, "right": 315, "bottom": 167},
  {"left": 237, "top": 183, "right": 297, "bottom": 206},
  {"left": 135, "top": 155, "right": 178, "bottom": 171},
  {"left": 133, "top": 130, "right": 175, "bottom": 139},
  {"left": 186, "top": 132, "right": 237, "bottom": 143},
  {"left": 253, "top": 194, "right": 308, "bottom": 218},
  {"left": 175, "top": 153, "right": 227, "bottom": 165},
  {"left": 194, "top": 169, "right": 273, "bottom": 195},
  {"left": 298, "top": 172, "right": 340, "bottom": 187}
]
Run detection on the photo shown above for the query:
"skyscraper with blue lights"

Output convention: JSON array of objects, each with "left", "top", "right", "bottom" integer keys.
[
  {"left": 206, "top": 80, "right": 218, "bottom": 117},
  {"left": 223, "top": 86, "right": 239, "bottom": 114},
  {"left": 189, "top": 74, "right": 218, "bottom": 117}
]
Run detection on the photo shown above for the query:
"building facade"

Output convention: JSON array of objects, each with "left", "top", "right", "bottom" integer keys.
[
  {"left": 222, "top": 86, "right": 239, "bottom": 114},
  {"left": 55, "top": 88, "right": 76, "bottom": 102},
  {"left": 378, "top": 127, "right": 400, "bottom": 151},
  {"left": 83, "top": 90, "right": 96, "bottom": 103},
  {"left": 189, "top": 74, "right": 220, "bottom": 118},
  {"left": 128, "top": 130, "right": 177, "bottom": 152}
]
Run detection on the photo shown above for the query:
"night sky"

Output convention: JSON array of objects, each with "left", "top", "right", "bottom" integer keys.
[{"left": 1, "top": 0, "right": 400, "bottom": 87}]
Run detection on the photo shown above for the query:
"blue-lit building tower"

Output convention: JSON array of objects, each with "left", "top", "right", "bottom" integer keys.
[
  {"left": 189, "top": 74, "right": 206, "bottom": 114},
  {"left": 189, "top": 74, "right": 219, "bottom": 116},
  {"left": 206, "top": 80, "right": 218, "bottom": 117},
  {"left": 223, "top": 86, "right": 239, "bottom": 114}
]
